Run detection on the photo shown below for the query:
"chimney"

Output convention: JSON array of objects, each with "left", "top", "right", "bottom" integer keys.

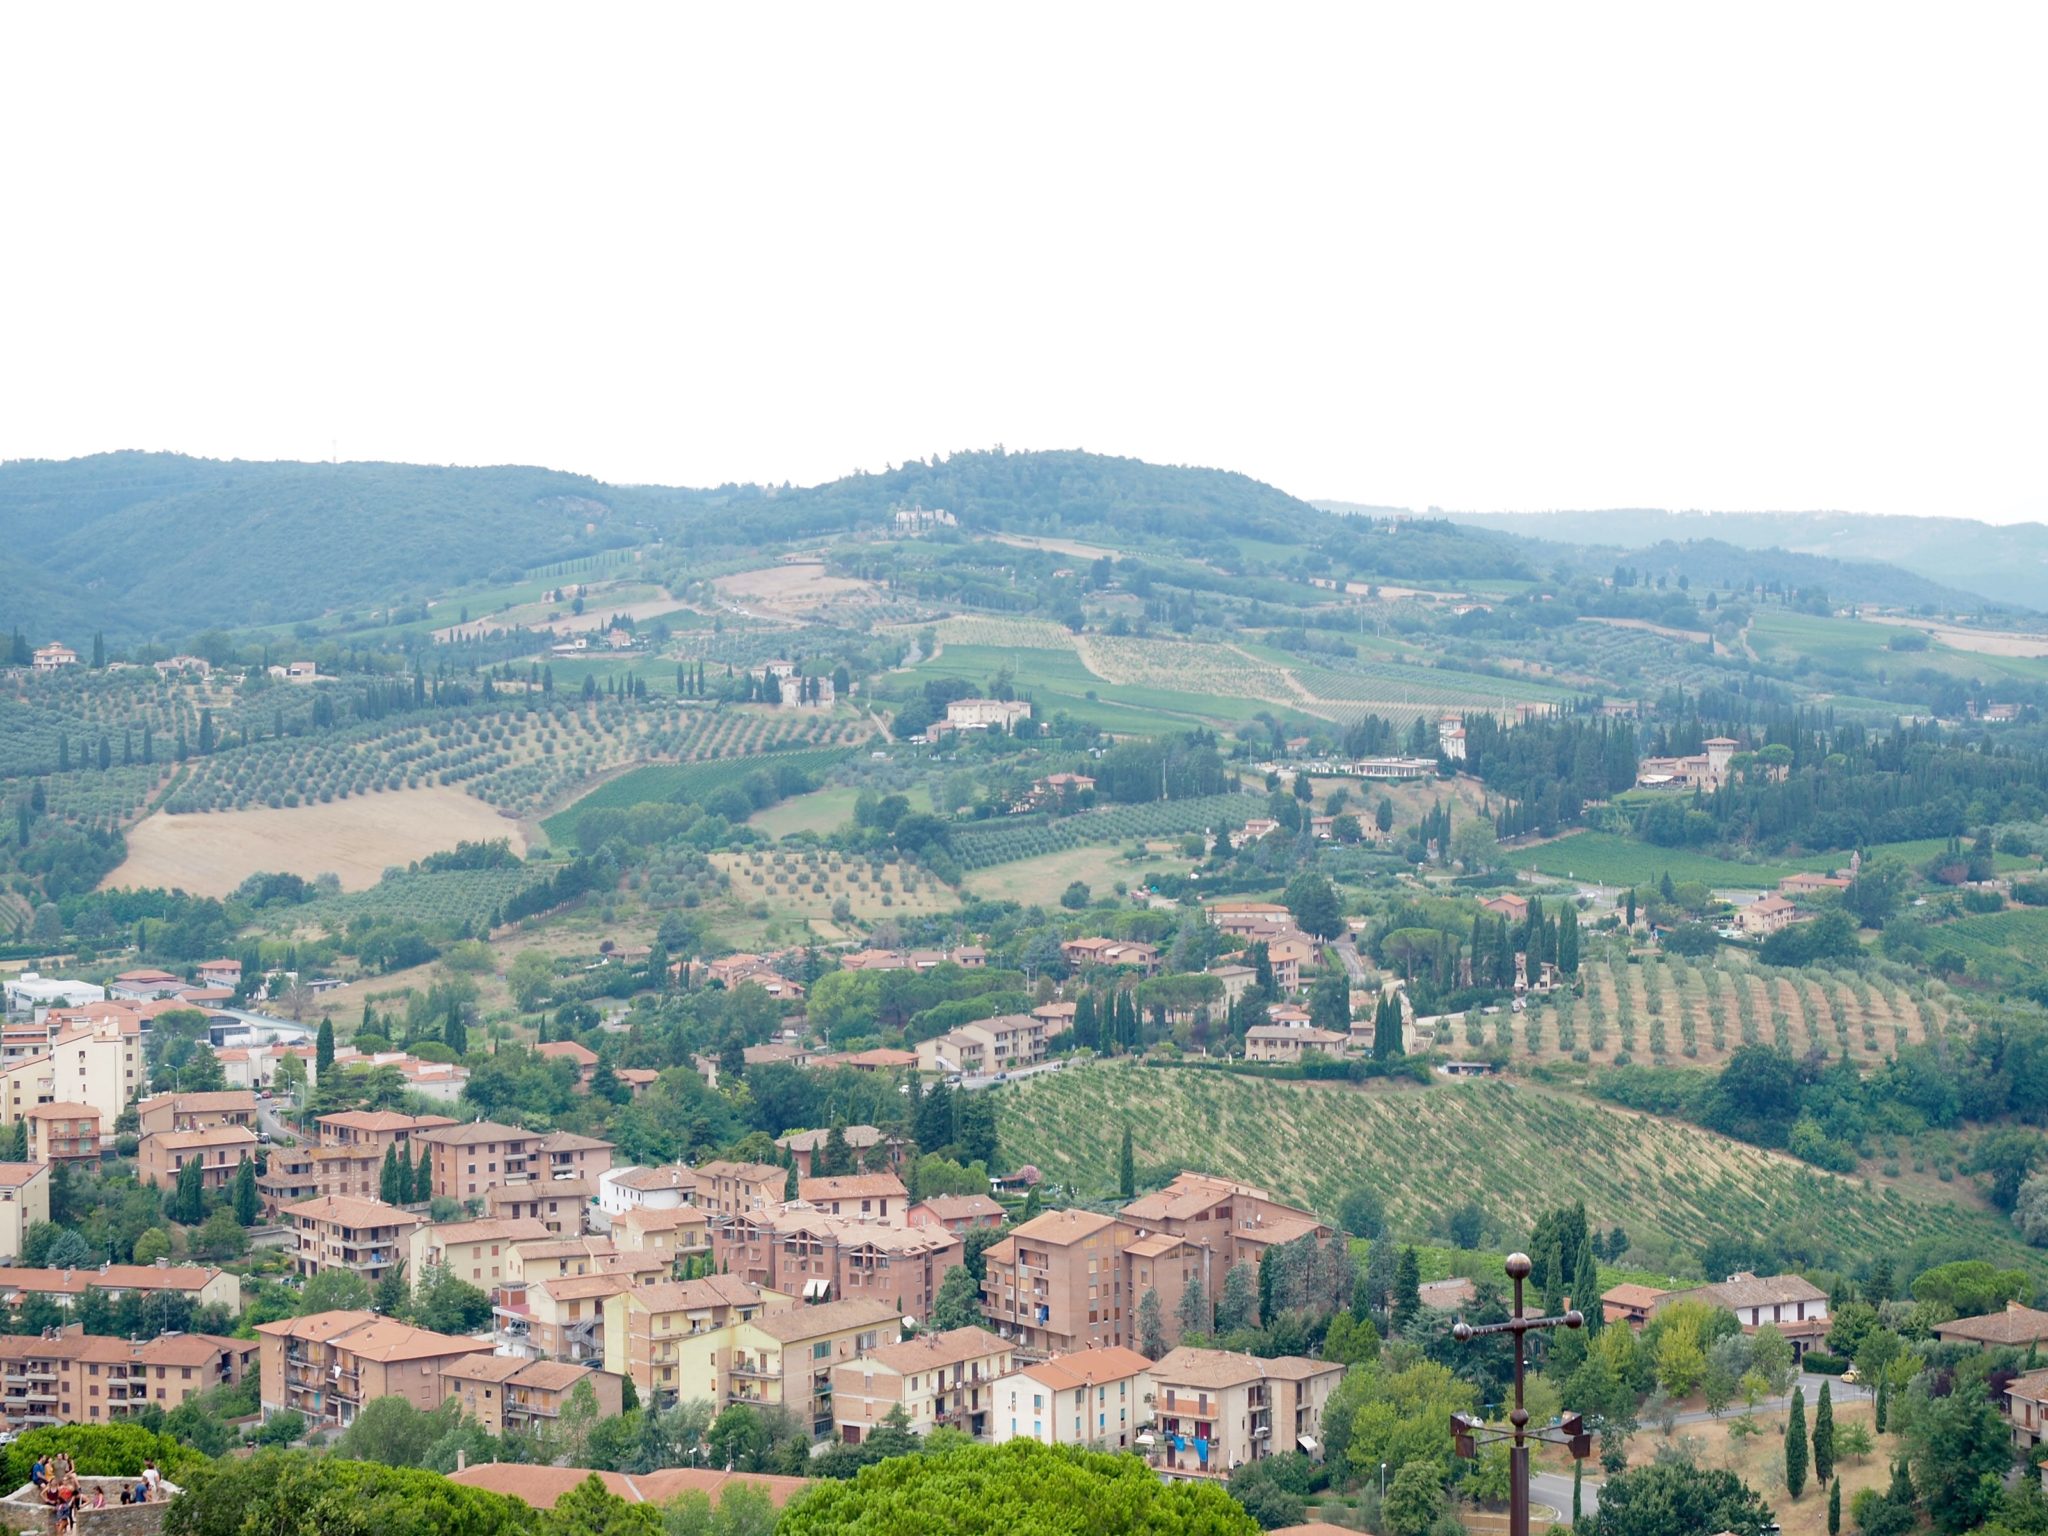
[{"left": 456, "top": 1451, "right": 467, "bottom": 1473}]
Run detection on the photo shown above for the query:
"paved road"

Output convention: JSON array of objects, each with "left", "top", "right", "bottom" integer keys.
[
  {"left": 1334, "top": 940, "right": 1370, "bottom": 985},
  {"left": 956, "top": 1060, "right": 1069, "bottom": 1091},
  {"left": 1531, "top": 1469, "right": 1596, "bottom": 1520}
]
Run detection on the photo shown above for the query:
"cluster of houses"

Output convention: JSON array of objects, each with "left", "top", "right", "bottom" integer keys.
[{"left": 925, "top": 697, "right": 1032, "bottom": 743}]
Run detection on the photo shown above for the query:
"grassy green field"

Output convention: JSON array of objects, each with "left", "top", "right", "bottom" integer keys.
[
  {"left": 997, "top": 1064, "right": 2044, "bottom": 1278},
  {"left": 1923, "top": 907, "right": 2048, "bottom": 973},
  {"left": 961, "top": 841, "right": 1177, "bottom": 906},
  {"left": 1512, "top": 832, "right": 1800, "bottom": 888},
  {"left": 750, "top": 783, "right": 931, "bottom": 839},
  {"left": 541, "top": 746, "right": 855, "bottom": 843},
  {"left": 1752, "top": 610, "right": 2048, "bottom": 686},
  {"left": 908, "top": 641, "right": 1320, "bottom": 733}
]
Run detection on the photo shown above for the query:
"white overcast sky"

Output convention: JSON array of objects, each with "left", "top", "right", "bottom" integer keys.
[{"left": 2, "top": 4, "right": 2043, "bottom": 522}]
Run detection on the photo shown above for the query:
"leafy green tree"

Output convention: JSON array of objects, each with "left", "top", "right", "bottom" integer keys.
[
  {"left": 1382, "top": 1461, "right": 1446, "bottom": 1536},
  {"left": 508, "top": 949, "right": 554, "bottom": 1013},
  {"left": 1591, "top": 1461, "right": 1775, "bottom": 1536},
  {"left": 1137, "top": 1289, "right": 1166, "bottom": 1359},
  {"left": 1177, "top": 1273, "right": 1209, "bottom": 1338},
  {"left": 1216, "top": 1263, "right": 1259, "bottom": 1335},
  {"left": 299, "top": 1268, "right": 371, "bottom": 1315},
  {"left": 1905, "top": 1369, "right": 2013, "bottom": 1533},
  {"left": 929, "top": 1266, "right": 981, "bottom": 1331},
  {"left": 777, "top": 1439, "right": 1260, "bottom": 1534},
  {"left": 1283, "top": 872, "right": 1345, "bottom": 941},
  {"left": 334, "top": 1397, "right": 451, "bottom": 1468},
  {"left": 133, "top": 1226, "right": 172, "bottom": 1264}
]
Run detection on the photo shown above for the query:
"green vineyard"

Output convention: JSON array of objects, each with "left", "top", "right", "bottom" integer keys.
[{"left": 949, "top": 791, "right": 1261, "bottom": 871}]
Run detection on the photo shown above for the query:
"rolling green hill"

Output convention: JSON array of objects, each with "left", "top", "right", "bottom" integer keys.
[
  {"left": 997, "top": 1062, "right": 2045, "bottom": 1279},
  {"left": 0, "top": 452, "right": 705, "bottom": 641}
]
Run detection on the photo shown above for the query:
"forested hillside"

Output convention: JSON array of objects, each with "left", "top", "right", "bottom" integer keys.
[{"left": 0, "top": 453, "right": 704, "bottom": 639}]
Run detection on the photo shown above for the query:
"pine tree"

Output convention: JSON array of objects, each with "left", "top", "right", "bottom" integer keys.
[
  {"left": 1784, "top": 1385, "right": 1808, "bottom": 1497},
  {"left": 316, "top": 1017, "right": 335, "bottom": 1073},
  {"left": 1813, "top": 1379, "right": 1835, "bottom": 1486},
  {"left": 1118, "top": 1124, "right": 1135, "bottom": 1201},
  {"left": 233, "top": 1155, "right": 258, "bottom": 1225}
]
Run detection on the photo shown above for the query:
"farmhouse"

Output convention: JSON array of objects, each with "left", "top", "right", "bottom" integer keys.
[
  {"left": 1635, "top": 737, "right": 1740, "bottom": 790},
  {"left": 1244, "top": 1023, "right": 1348, "bottom": 1063},
  {"left": 1652, "top": 1272, "right": 1828, "bottom": 1355},
  {"left": 1935, "top": 1300, "right": 2048, "bottom": 1350},
  {"left": 935, "top": 698, "right": 1032, "bottom": 737},
  {"left": 1779, "top": 871, "right": 1851, "bottom": 896},
  {"left": 30, "top": 644, "right": 78, "bottom": 671},
  {"left": 1733, "top": 893, "right": 1804, "bottom": 936}
]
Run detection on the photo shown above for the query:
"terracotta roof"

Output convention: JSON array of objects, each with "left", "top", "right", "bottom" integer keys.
[
  {"left": 800, "top": 1173, "right": 908, "bottom": 1203},
  {"left": 286, "top": 1194, "right": 422, "bottom": 1230},
  {"left": 446, "top": 1464, "right": 807, "bottom": 1511},
  {"left": 424, "top": 1218, "right": 554, "bottom": 1249},
  {"left": 610, "top": 1165, "right": 698, "bottom": 1192},
  {"left": 615, "top": 1206, "right": 709, "bottom": 1233},
  {"left": 535, "top": 1041, "right": 599, "bottom": 1066},
  {"left": 416, "top": 1120, "right": 540, "bottom": 1147},
  {"left": 860, "top": 1326, "right": 1010, "bottom": 1374},
  {"left": 1120, "top": 1171, "right": 1276, "bottom": 1224},
  {"left": 509, "top": 1359, "right": 596, "bottom": 1393},
  {"left": 912, "top": 1194, "right": 1004, "bottom": 1222},
  {"left": 0, "top": 1263, "right": 225, "bottom": 1295},
  {"left": 535, "top": 1128, "right": 614, "bottom": 1153},
  {"left": 145, "top": 1126, "right": 258, "bottom": 1152},
  {"left": 1418, "top": 1277, "right": 1477, "bottom": 1310},
  {"left": 1601, "top": 1283, "right": 1669, "bottom": 1309},
  {"left": 326, "top": 1318, "right": 491, "bottom": 1363},
  {"left": 749, "top": 1296, "right": 900, "bottom": 1343},
  {"left": 1271, "top": 1524, "right": 1364, "bottom": 1536},
  {"left": 1020, "top": 1345, "right": 1157, "bottom": 1391},
  {"left": 1004, "top": 1208, "right": 1121, "bottom": 1245},
  {"left": 536, "top": 1273, "right": 643, "bottom": 1303},
  {"left": 138, "top": 1090, "right": 256, "bottom": 1115},
  {"left": 254, "top": 1308, "right": 378, "bottom": 1342},
  {"left": 625, "top": 1276, "right": 768, "bottom": 1314},
  {"left": 319, "top": 1111, "right": 458, "bottom": 1134},
  {"left": 1935, "top": 1301, "right": 2048, "bottom": 1345},
  {"left": 0, "top": 1162, "right": 49, "bottom": 1184},
  {"left": 1663, "top": 1272, "right": 1827, "bottom": 1313},
  {"left": 441, "top": 1353, "right": 528, "bottom": 1385},
  {"left": 1125, "top": 1233, "right": 1191, "bottom": 1260},
  {"left": 1150, "top": 1346, "right": 1343, "bottom": 1389}
]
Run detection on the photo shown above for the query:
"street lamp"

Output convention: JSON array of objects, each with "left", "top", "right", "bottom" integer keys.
[{"left": 1450, "top": 1252, "right": 1590, "bottom": 1536}]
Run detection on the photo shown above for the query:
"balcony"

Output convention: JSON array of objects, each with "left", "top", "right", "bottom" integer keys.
[{"left": 728, "top": 1361, "right": 781, "bottom": 1380}]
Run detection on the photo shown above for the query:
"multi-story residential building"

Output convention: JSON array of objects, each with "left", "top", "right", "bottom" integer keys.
[
  {"left": 137, "top": 1126, "right": 257, "bottom": 1193},
  {"left": 602, "top": 1276, "right": 788, "bottom": 1406},
  {"left": 991, "top": 1345, "right": 1156, "bottom": 1450},
  {"left": 907, "top": 1194, "right": 1006, "bottom": 1234},
  {"left": 195, "top": 960, "right": 242, "bottom": 990},
  {"left": 135, "top": 1090, "right": 258, "bottom": 1136},
  {"left": 416, "top": 1120, "right": 544, "bottom": 1202},
  {"left": 1264, "top": 939, "right": 1317, "bottom": 994},
  {"left": 914, "top": 1015, "right": 1047, "bottom": 1077},
  {"left": 22, "top": 1104, "right": 99, "bottom": 1163},
  {"left": 1148, "top": 1348, "right": 1344, "bottom": 1478},
  {"left": 775, "top": 1126, "right": 907, "bottom": 1178},
  {"left": 1243, "top": 1024, "right": 1349, "bottom": 1063},
  {"left": 256, "top": 1142, "right": 385, "bottom": 1219},
  {"left": 1653, "top": 1273, "right": 1830, "bottom": 1357},
  {"left": 798, "top": 1173, "right": 909, "bottom": 1226},
  {"left": 692, "top": 1160, "right": 787, "bottom": 1219},
  {"left": 439, "top": 1355, "right": 623, "bottom": 1437},
  {"left": 255, "top": 1311, "right": 492, "bottom": 1426},
  {"left": 106, "top": 969, "right": 182, "bottom": 1001},
  {"left": 316, "top": 1109, "right": 457, "bottom": 1153},
  {"left": 535, "top": 1129, "right": 616, "bottom": 1183},
  {"left": 1120, "top": 1172, "right": 1329, "bottom": 1275},
  {"left": 833, "top": 1326, "right": 1012, "bottom": 1443},
  {"left": 0, "top": 1164, "right": 52, "bottom": 1261},
  {"left": 285, "top": 1194, "right": 423, "bottom": 1283},
  {"left": 597, "top": 1164, "right": 698, "bottom": 1218},
  {"left": 0, "top": 1262, "right": 238, "bottom": 1313},
  {"left": 611, "top": 1204, "right": 712, "bottom": 1266},
  {"left": 535, "top": 1040, "right": 599, "bottom": 1085},
  {"left": 485, "top": 1177, "right": 593, "bottom": 1234},
  {"left": 712, "top": 1209, "right": 958, "bottom": 1317},
  {"left": 980, "top": 1209, "right": 1135, "bottom": 1356},
  {"left": 509, "top": 1271, "right": 661, "bottom": 1363},
  {"left": 0, "top": 1328, "right": 255, "bottom": 1426},
  {"left": 728, "top": 1297, "right": 901, "bottom": 1437},
  {"left": 48, "top": 1016, "right": 144, "bottom": 1126},
  {"left": 0, "top": 1055, "right": 53, "bottom": 1124},
  {"left": 1059, "top": 938, "right": 1160, "bottom": 975},
  {"left": 409, "top": 1218, "right": 553, "bottom": 1289}
]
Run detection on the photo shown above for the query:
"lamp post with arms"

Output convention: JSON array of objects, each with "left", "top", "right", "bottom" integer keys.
[{"left": 1451, "top": 1251, "right": 1592, "bottom": 1536}]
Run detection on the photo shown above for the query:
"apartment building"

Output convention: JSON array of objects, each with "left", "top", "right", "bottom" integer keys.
[
  {"left": 21, "top": 1104, "right": 98, "bottom": 1164},
  {"left": 535, "top": 1129, "right": 616, "bottom": 1183},
  {"left": 1148, "top": 1347, "right": 1344, "bottom": 1477},
  {"left": 485, "top": 1177, "right": 592, "bottom": 1234},
  {"left": 256, "top": 1142, "right": 385, "bottom": 1219},
  {"left": 833, "top": 1326, "right": 1012, "bottom": 1443},
  {"left": 48, "top": 1016, "right": 144, "bottom": 1126},
  {"left": 728, "top": 1296, "right": 901, "bottom": 1437},
  {"left": 137, "top": 1125, "right": 257, "bottom": 1193},
  {"left": 712, "top": 1209, "right": 958, "bottom": 1318},
  {"left": 409, "top": 1218, "right": 552, "bottom": 1289},
  {"left": 692, "top": 1160, "right": 787, "bottom": 1219},
  {"left": 0, "top": 1263, "right": 239, "bottom": 1313},
  {"left": 611, "top": 1204, "right": 712, "bottom": 1266},
  {"left": 907, "top": 1194, "right": 1006, "bottom": 1234},
  {"left": 980, "top": 1209, "right": 1135, "bottom": 1355},
  {"left": 596, "top": 1164, "right": 698, "bottom": 1217},
  {"left": 135, "top": 1090, "right": 258, "bottom": 1136},
  {"left": 416, "top": 1120, "right": 544, "bottom": 1202},
  {"left": 0, "top": 1164, "right": 52, "bottom": 1261},
  {"left": 798, "top": 1173, "right": 909, "bottom": 1226},
  {"left": 511, "top": 1272, "right": 659, "bottom": 1363},
  {"left": 601, "top": 1276, "right": 789, "bottom": 1406},
  {"left": 991, "top": 1345, "right": 1156, "bottom": 1450},
  {"left": 0, "top": 1328, "right": 256, "bottom": 1426},
  {"left": 0, "top": 1055, "right": 53, "bottom": 1124},
  {"left": 285, "top": 1194, "right": 423, "bottom": 1284},
  {"left": 440, "top": 1355, "right": 623, "bottom": 1438},
  {"left": 255, "top": 1310, "right": 492, "bottom": 1426},
  {"left": 1059, "top": 938, "right": 1161, "bottom": 975},
  {"left": 317, "top": 1110, "right": 458, "bottom": 1153},
  {"left": 914, "top": 1014, "right": 1048, "bottom": 1076}
]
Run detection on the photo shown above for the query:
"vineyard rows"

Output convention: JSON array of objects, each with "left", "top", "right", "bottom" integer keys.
[
  {"left": 259, "top": 866, "right": 549, "bottom": 934},
  {"left": 1075, "top": 635, "right": 1295, "bottom": 701},
  {"left": 949, "top": 792, "right": 1259, "bottom": 871},
  {"left": 546, "top": 747, "right": 859, "bottom": 841}
]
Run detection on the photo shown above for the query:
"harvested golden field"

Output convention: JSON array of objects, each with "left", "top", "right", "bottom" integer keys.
[
  {"left": 715, "top": 562, "right": 882, "bottom": 619},
  {"left": 107, "top": 787, "right": 529, "bottom": 896}
]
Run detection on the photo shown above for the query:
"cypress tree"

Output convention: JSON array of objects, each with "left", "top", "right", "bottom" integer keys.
[
  {"left": 380, "top": 1145, "right": 403, "bottom": 1204},
  {"left": 1118, "top": 1123, "right": 1135, "bottom": 1201},
  {"left": 1392, "top": 1246, "right": 1421, "bottom": 1326},
  {"left": 1828, "top": 1476, "right": 1840, "bottom": 1536},
  {"left": 316, "top": 1017, "right": 335, "bottom": 1073},
  {"left": 1784, "top": 1384, "right": 1808, "bottom": 1497},
  {"left": 1572, "top": 1460, "right": 1583, "bottom": 1525},
  {"left": 1813, "top": 1379, "right": 1835, "bottom": 1486},
  {"left": 174, "top": 1155, "right": 205, "bottom": 1225},
  {"left": 398, "top": 1144, "right": 416, "bottom": 1204},
  {"left": 233, "top": 1155, "right": 259, "bottom": 1225},
  {"left": 1074, "top": 993, "right": 1097, "bottom": 1053},
  {"left": 1572, "top": 1240, "right": 1603, "bottom": 1332},
  {"left": 1874, "top": 1373, "right": 1888, "bottom": 1434}
]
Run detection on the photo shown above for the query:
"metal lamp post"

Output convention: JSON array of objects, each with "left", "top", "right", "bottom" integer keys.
[{"left": 1451, "top": 1251, "right": 1592, "bottom": 1536}]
